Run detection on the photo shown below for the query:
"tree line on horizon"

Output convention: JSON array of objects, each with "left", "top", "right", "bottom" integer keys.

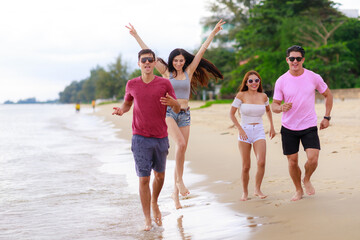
[{"left": 59, "top": 0, "right": 360, "bottom": 103}]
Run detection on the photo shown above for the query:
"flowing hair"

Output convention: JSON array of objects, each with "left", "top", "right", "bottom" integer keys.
[
  {"left": 158, "top": 48, "right": 223, "bottom": 93},
  {"left": 238, "top": 70, "right": 263, "bottom": 93}
]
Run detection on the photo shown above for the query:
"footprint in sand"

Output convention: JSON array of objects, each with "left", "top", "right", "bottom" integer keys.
[
  {"left": 181, "top": 204, "right": 196, "bottom": 208},
  {"left": 180, "top": 194, "right": 199, "bottom": 200}
]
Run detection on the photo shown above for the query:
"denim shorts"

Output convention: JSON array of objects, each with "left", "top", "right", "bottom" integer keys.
[
  {"left": 238, "top": 124, "right": 266, "bottom": 144},
  {"left": 131, "top": 135, "right": 169, "bottom": 177},
  {"left": 166, "top": 106, "right": 191, "bottom": 127}
]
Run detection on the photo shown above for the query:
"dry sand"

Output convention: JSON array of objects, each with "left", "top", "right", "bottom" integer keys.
[{"left": 96, "top": 98, "right": 360, "bottom": 240}]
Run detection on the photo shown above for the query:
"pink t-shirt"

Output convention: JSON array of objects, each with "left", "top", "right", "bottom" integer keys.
[
  {"left": 273, "top": 68, "right": 328, "bottom": 131},
  {"left": 125, "top": 76, "right": 176, "bottom": 138}
]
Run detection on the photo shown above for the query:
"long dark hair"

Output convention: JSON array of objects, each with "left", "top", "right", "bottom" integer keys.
[
  {"left": 238, "top": 70, "right": 263, "bottom": 93},
  {"left": 158, "top": 48, "right": 223, "bottom": 93}
]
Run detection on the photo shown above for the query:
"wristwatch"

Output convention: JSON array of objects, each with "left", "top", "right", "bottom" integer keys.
[{"left": 324, "top": 116, "right": 331, "bottom": 121}]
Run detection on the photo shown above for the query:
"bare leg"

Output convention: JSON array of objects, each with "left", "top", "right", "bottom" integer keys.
[
  {"left": 303, "top": 148, "right": 319, "bottom": 195},
  {"left": 172, "top": 165, "right": 182, "bottom": 209},
  {"left": 166, "top": 117, "right": 190, "bottom": 198},
  {"left": 151, "top": 171, "right": 165, "bottom": 226},
  {"left": 238, "top": 141, "right": 252, "bottom": 201},
  {"left": 139, "top": 176, "right": 152, "bottom": 230},
  {"left": 253, "top": 139, "right": 267, "bottom": 199},
  {"left": 287, "top": 153, "right": 304, "bottom": 201}
]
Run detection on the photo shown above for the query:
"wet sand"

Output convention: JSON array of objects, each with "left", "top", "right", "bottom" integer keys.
[{"left": 96, "top": 98, "right": 360, "bottom": 240}]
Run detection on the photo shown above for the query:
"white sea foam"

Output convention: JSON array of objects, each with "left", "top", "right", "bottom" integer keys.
[{"left": 0, "top": 104, "right": 252, "bottom": 240}]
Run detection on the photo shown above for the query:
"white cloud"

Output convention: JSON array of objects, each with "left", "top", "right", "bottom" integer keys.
[
  {"left": 0, "top": 0, "right": 358, "bottom": 103},
  {"left": 0, "top": 0, "right": 209, "bottom": 102}
]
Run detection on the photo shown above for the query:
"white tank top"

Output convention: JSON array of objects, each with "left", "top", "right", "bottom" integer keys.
[{"left": 231, "top": 97, "right": 269, "bottom": 125}]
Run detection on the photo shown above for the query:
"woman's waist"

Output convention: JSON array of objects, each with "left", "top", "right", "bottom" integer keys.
[
  {"left": 177, "top": 99, "right": 189, "bottom": 109},
  {"left": 240, "top": 115, "right": 263, "bottom": 125}
]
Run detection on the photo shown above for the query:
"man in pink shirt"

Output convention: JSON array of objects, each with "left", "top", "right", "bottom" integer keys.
[
  {"left": 271, "top": 45, "right": 333, "bottom": 201},
  {"left": 112, "top": 49, "right": 180, "bottom": 230}
]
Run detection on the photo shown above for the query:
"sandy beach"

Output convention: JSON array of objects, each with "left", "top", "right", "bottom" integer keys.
[{"left": 96, "top": 98, "right": 360, "bottom": 240}]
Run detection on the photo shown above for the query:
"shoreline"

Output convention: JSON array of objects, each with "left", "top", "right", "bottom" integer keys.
[{"left": 95, "top": 99, "right": 360, "bottom": 240}]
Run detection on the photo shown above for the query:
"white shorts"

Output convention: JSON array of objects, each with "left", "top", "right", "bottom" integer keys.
[{"left": 238, "top": 124, "right": 266, "bottom": 144}]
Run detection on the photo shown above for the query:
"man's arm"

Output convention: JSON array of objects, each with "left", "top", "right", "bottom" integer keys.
[
  {"left": 160, "top": 93, "right": 180, "bottom": 113},
  {"left": 171, "top": 100, "right": 181, "bottom": 114},
  {"left": 320, "top": 88, "right": 333, "bottom": 130},
  {"left": 271, "top": 99, "right": 282, "bottom": 113},
  {"left": 271, "top": 99, "right": 292, "bottom": 113},
  {"left": 112, "top": 100, "right": 133, "bottom": 116}
]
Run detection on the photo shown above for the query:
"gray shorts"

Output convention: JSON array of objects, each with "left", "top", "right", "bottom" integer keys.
[
  {"left": 131, "top": 135, "right": 169, "bottom": 177},
  {"left": 166, "top": 106, "right": 191, "bottom": 127}
]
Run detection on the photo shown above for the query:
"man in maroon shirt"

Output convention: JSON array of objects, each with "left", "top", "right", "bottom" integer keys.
[{"left": 113, "top": 49, "right": 180, "bottom": 231}]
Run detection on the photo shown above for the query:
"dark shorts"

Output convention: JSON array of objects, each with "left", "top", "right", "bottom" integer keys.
[
  {"left": 166, "top": 106, "right": 191, "bottom": 127},
  {"left": 280, "top": 126, "right": 320, "bottom": 155},
  {"left": 131, "top": 135, "right": 169, "bottom": 177}
]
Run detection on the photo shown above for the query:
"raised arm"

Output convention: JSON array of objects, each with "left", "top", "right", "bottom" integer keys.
[
  {"left": 186, "top": 19, "right": 226, "bottom": 78},
  {"left": 125, "top": 23, "right": 168, "bottom": 75}
]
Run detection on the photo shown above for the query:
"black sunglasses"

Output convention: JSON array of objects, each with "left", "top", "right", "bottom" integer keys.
[
  {"left": 288, "top": 57, "right": 303, "bottom": 62},
  {"left": 248, "top": 79, "right": 260, "bottom": 84},
  {"left": 141, "top": 57, "right": 155, "bottom": 63}
]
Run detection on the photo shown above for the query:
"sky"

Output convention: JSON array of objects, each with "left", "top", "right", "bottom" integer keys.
[{"left": 0, "top": 0, "right": 358, "bottom": 103}]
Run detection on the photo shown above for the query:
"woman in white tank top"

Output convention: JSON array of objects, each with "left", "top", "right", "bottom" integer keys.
[
  {"left": 126, "top": 20, "right": 225, "bottom": 209},
  {"left": 229, "top": 70, "right": 276, "bottom": 201}
]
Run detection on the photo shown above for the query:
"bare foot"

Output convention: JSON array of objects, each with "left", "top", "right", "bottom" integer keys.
[
  {"left": 176, "top": 180, "right": 190, "bottom": 196},
  {"left": 303, "top": 179, "right": 315, "bottom": 195},
  {"left": 144, "top": 224, "right": 152, "bottom": 231},
  {"left": 171, "top": 193, "right": 182, "bottom": 210},
  {"left": 144, "top": 218, "right": 152, "bottom": 231},
  {"left": 240, "top": 192, "right": 249, "bottom": 201},
  {"left": 254, "top": 190, "right": 268, "bottom": 199},
  {"left": 151, "top": 202, "right": 162, "bottom": 226},
  {"left": 291, "top": 190, "right": 304, "bottom": 201}
]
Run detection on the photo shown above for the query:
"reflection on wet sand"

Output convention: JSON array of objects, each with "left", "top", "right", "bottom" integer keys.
[{"left": 177, "top": 215, "right": 192, "bottom": 240}]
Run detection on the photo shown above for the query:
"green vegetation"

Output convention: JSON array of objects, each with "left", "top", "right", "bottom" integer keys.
[
  {"left": 59, "top": 0, "right": 360, "bottom": 103},
  {"left": 194, "top": 99, "right": 233, "bottom": 110},
  {"left": 97, "top": 100, "right": 120, "bottom": 106},
  {"left": 4, "top": 98, "right": 58, "bottom": 104},
  {"left": 202, "top": 0, "right": 360, "bottom": 97}
]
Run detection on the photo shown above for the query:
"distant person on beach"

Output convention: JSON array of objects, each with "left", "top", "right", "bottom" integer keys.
[
  {"left": 230, "top": 70, "right": 275, "bottom": 201},
  {"left": 271, "top": 45, "right": 333, "bottom": 201},
  {"left": 92, "top": 100, "right": 95, "bottom": 111},
  {"left": 112, "top": 49, "right": 180, "bottom": 231},
  {"left": 126, "top": 19, "right": 225, "bottom": 209},
  {"left": 75, "top": 102, "right": 80, "bottom": 112}
]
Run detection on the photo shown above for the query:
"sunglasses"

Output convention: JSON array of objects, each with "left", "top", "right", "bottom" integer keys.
[
  {"left": 288, "top": 57, "right": 303, "bottom": 62},
  {"left": 140, "top": 57, "right": 155, "bottom": 63},
  {"left": 248, "top": 79, "right": 260, "bottom": 84}
]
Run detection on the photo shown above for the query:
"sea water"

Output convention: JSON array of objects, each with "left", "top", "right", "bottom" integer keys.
[{"left": 0, "top": 104, "right": 251, "bottom": 240}]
